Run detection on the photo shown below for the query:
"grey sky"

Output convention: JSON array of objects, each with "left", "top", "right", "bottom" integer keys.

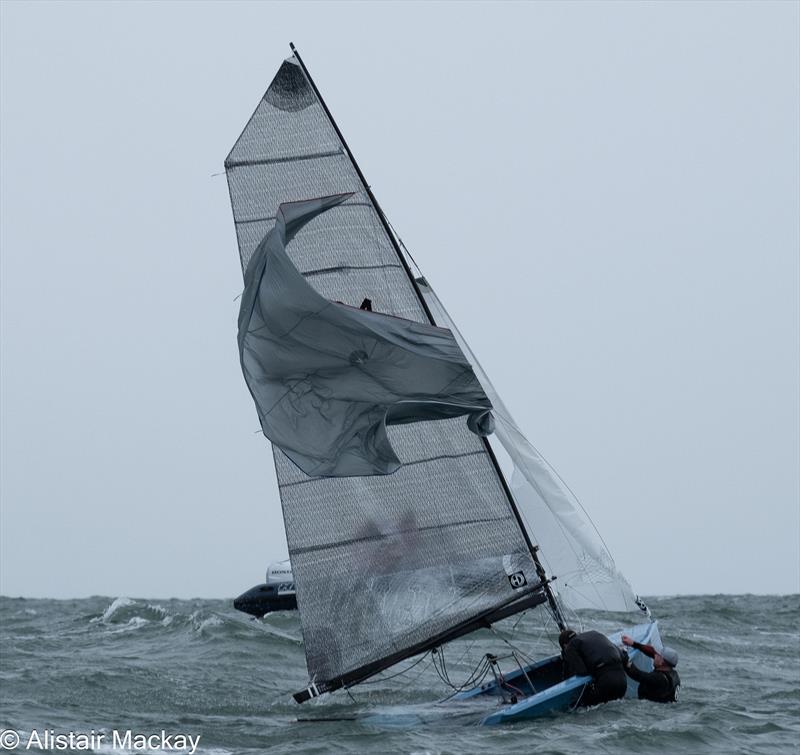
[{"left": 1, "top": 1, "right": 798, "bottom": 599}]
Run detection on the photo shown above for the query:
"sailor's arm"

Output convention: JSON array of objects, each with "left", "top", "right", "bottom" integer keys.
[{"left": 621, "top": 635, "right": 656, "bottom": 659}]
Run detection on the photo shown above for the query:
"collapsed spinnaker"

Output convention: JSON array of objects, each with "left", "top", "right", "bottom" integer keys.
[{"left": 238, "top": 194, "right": 496, "bottom": 478}]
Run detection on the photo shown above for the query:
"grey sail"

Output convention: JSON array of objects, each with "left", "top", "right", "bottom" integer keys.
[
  {"left": 239, "top": 194, "right": 500, "bottom": 477},
  {"left": 225, "top": 55, "right": 544, "bottom": 696},
  {"left": 237, "top": 193, "right": 496, "bottom": 478}
]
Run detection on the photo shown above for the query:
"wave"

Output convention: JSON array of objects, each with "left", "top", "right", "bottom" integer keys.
[{"left": 86, "top": 597, "right": 303, "bottom": 648}]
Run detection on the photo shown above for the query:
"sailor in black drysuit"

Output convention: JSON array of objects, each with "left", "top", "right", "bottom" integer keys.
[
  {"left": 559, "top": 629, "right": 627, "bottom": 707},
  {"left": 621, "top": 635, "right": 681, "bottom": 702}
]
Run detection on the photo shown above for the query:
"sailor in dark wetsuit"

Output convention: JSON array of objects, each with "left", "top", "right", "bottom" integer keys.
[
  {"left": 621, "top": 634, "right": 680, "bottom": 703},
  {"left": 559, "top": 629, "right": 627, "bottom": 707}
]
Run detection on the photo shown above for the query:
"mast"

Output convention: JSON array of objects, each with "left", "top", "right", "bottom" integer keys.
[{"left": 289, "top": 43, "right": 566, "bottom": 631}]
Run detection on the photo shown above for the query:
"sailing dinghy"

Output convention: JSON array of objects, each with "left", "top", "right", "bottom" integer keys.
[{"left": 225, "top": 46, "right": 661, "bottom": 724}]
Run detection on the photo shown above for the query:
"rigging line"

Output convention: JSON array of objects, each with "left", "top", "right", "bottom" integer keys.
[
  {"left": 496, "top": 630, "right": 538, "bottom": 669},
  {"left": 510, "top": 608, "right": 528, "bottom": 634},
  {"left": 562, "top": 600, "right": 584, "bottom": 635},
  {"left": 523, "top": 624, "right": 551, "bottom": 666},
  {"left": 569, "top": 682, "right": 588, "bottom": 711},
  {"left": 432, "top": 648, "right": 491, "bottom": 693},
  {"left": 450, "top": 650, "right": 492, "bottom": 689},
  {"left": 521, "top": 606, "right": 559, "bottom": 657},
  {"left": 488, "top": 624, "right": 535, "bottom": 666},
  {"left": 387, "top": 651, "right": 437, "bottom": 692},
  {"left": 434, "top": 647, "right": 462, "bottom": 689},
  {"left": 356, "top": 650, "right": 432, "bottom": 685},
  {"left": 381, "top": 210, "right": 424, "bottom": 276},
  {"left": 448, "top": 637, "right": 478, "bottom": 674},
  {"left": 435, "top": 665, "right": 493, "bottom": 704}
]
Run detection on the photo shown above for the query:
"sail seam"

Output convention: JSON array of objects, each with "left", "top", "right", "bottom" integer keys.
[{"left": 290, "top": 515, "right": 515, "bottom": 555}]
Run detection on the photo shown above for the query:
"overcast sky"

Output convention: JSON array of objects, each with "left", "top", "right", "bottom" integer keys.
[{"left": 1, "top": 1, "right": 798, "bottom": 599}]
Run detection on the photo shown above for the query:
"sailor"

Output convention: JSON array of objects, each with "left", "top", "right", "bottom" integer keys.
[
  {"left": 621, "top": 635, "right": 681, "bottom": 703},
  {"left": 559, "top": 628, "right": 628, "bottom": 706}
]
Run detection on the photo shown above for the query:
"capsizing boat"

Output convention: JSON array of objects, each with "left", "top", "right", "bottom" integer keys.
[{"left": 223, "top": 44, "right": 665, "bottom": 724}]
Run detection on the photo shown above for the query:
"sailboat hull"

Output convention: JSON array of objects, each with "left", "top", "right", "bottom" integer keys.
[{"left": 453, "top": 622, "right": 662, "bottom": 725}]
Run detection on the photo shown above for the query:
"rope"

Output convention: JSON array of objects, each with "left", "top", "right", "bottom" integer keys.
[
  {"left": 356, "top": 650, "right": 432, "bottom": 685},
  {"left": 432, "top": 645, "right": 493, "bottom": 696},
  {"left": 382, "top": 212, "right": 424, "bottom": 276}
]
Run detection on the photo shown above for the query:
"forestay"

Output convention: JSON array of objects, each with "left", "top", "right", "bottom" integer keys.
[{"left": 225, "top": 56, "right": 542, "bottom": 690}]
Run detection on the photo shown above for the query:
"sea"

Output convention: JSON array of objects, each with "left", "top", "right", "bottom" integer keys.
[{"left": 1, "top": 594, "right": 797, "bottom": 755}]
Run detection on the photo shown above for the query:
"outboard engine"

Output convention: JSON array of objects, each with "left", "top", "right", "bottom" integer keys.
[{"left": 266, "top": 559, "right": 293, "bottom": 584}]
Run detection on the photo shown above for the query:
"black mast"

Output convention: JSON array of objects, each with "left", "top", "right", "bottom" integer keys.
[
  {"left": 288, "top": 44, "right": 566, "bottom": 633},
  {"left": 288, "top": 43, "right": 436, "bottom": 325}
]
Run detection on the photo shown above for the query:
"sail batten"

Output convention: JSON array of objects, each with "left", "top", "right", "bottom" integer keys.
[
  {"left": 226, "top": 148, "right": 344, "bottom": 169},
  {"left": 291, "top": 514, "right": 520, "bottom": 556}
]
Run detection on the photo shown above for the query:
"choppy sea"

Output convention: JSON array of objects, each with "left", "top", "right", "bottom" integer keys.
[{"left": 1, "top": 594, "right": 798, "bottom": 754}]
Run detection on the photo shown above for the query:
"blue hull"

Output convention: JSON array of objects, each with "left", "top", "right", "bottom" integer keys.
[{"left": 453, "top": 622, "right": 662, "bottom": 725}]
